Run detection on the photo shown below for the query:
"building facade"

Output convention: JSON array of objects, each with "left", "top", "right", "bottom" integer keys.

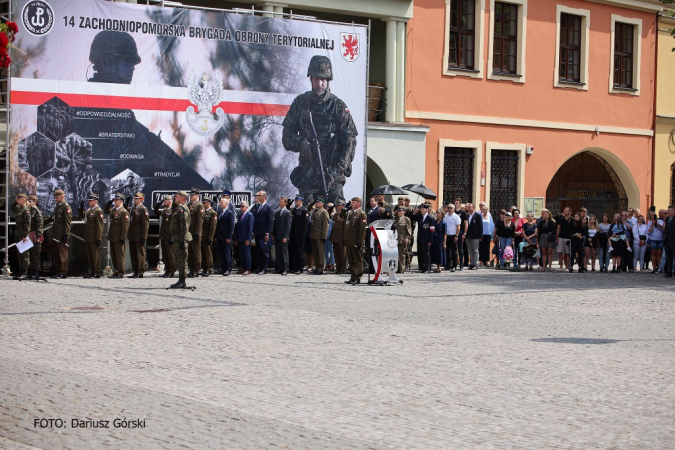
[
  {"left": 654, "top": 4, "right": 675, "bottom": 208},
  {"left": 406, "top": 0, "right": 662, "bottom": 217}
]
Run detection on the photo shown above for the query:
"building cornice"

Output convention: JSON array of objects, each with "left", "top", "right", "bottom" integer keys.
[
  {"left": 406, "top": 110, "right": 654, "bottom": 137},
  {"left": 585, "top": 0, "right": 663, "bottom": 13}
]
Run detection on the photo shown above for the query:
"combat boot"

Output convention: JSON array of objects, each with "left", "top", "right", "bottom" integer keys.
[
  {"left": 13, "top": 268, "right": 26, "bottom": 280},
  {"left": 31, "top": 270, "right": 40, "bottom": 280},
  {"left": 170, "top": 277, "right": 186, "bottom": 289}
]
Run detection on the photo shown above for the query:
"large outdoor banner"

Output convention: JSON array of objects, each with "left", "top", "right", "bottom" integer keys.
[{"left": 9, "top": 0, "right": 367, "bottom": 215}]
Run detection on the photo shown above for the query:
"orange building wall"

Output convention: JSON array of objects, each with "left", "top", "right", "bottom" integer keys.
[{"left": 406, "top": 0, "right": 657, "bottom": 210}]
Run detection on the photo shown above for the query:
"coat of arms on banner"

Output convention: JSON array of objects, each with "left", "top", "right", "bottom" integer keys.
[
  {"left": 186, "top": 71, "right": 225, "bottom": 137},
  {"left": 340, "top": 33, "right": 360, "bottom": 61}
]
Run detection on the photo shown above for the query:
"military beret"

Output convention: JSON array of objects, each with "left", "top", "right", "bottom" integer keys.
[
  {"left": 133, "top": 192, "right": 145, "bottom": 199},
  {"left": 17, "top": 193, "right": 28, "bottom": 199},
  {"left": 316, "top": 195, "right": 326, "bottom": 204},
  {"left": 53, "top": 189, "right": 65, "bottom": 196},
  {"left": 190, "top": 187, "right": 200, "bottom": 195},
  {"left": 336, "top": 199, "right": 346, "bottom": 205},
  {"left": 351, "top": 196, "right": 362, "bottom": 203},
  {"left": 176, "top": 190, "right": 188, "bottom": 197},
  {"left": 87, "top": 193, "right": 99, "bottom": 200},
  {"left": 202, "top": 195, "right": 213, "bottom": 203},
  {"left": 28, "top": 195, "right": 39, "bottom": 202},
  {"left": 163, "top": 194, "right": 172, "bottom": 201},
  {"left": 221, "top": 189, "right": 232, "bottom": 196},
  {"left": 294, "top": 195, "right": 304, "bottom": 201},
  {"left": 114, "top": 192, "right": 126, "bottom": 201}
]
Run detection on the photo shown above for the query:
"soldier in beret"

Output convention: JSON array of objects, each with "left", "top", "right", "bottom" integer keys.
[
  {"left": 200, "top": 195, "right": 217, "bottom": 276},
  {"left": 27, "top": 195, "right": 44, "bottom": 279},
  {"left": 170, "top": 190, "right": 192, "bottom": 288},
  {"left": 187, "top": 188, "right": 205, "bottom": 278},
  {"left": 309, "top": 195, "right": 330, "bottom": 274},
  {"left": 83, "top": 193, "right": 104, "bottom": 278},
  {"left": 11, "top": 194, "right": 31, "bottom": 280},
  {"left": 344, "top": 196, "right": 367, "bottom": 284},
  {"left": 154, "top": 194, "right": 176, "bottom": 278},
  {"left": 127, "top": 192, "right": 150, "bottom": 278},
  {"left": 107, "top": 193, "right": 130, "bottom": 278},
  {"left": 330, "top": 199, "right": 348, "bottom": 274},
  {"left": 51, "top": 189, "right": 72, "bottom": 278}
]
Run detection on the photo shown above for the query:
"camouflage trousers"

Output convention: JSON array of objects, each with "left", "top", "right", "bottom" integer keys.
[
  {"left": 30, "top": 242, "right": 42, "bottom": 272},
  {"left": 172, "top": 241, "right": 189, "bottom": 278},
  {"left": 16, "top": 238, "right": 30, "bottom": 269}
]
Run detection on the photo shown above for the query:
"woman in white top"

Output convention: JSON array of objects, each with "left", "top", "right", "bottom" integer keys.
[
  {"left": 632, "top": 215, "right": 649, "bottom": 272},
  {"left": 584, "top": 215, "right": 599, "bottom": 271},
  {"left": 647, "top": 210, "right": 665, "bottom": 273}
]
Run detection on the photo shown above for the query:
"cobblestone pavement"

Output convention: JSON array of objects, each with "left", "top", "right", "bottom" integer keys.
[{"left": 0, "top": 268, "right": 674, "bottom": 449}]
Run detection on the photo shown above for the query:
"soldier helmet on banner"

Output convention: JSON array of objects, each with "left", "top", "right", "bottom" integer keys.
[
  {"left": 89, "top": 31, "right": 141, "bottom": 67},
  {"left": 307, "top": 55, "right": 333, "bottom": 81}
]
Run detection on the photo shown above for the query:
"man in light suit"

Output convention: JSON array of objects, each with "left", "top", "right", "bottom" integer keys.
[
  {"left": 250, "top": 190, "right": 274, "bottom": 274},
  {"left": 216, "top": 194, "right": 236, "bottom": 276},
  {"left": 273, "top": 196, "right": 292, "bottom": 275},
  {"left": 234, "top": 201, "right": 254, "bottom": 275}
]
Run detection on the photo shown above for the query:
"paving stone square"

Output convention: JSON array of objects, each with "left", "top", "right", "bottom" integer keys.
[{"left": 0, "top": 269, "right": 674, "bottom": 449}]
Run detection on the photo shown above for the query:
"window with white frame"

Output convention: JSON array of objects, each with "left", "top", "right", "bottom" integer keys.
[
  {"left": 554, "top": 5, "right": 590, "bottom": 90},
  {"left": 487, "top": 0, "right": 527, "bottom": 83},
  {"left": 609, "top": 14, "right": 642, "bottom": 96},
  {"left": 443, "top": 0, "right": 486, "bottom": 79}
]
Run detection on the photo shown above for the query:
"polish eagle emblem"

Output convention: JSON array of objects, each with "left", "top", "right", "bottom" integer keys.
[{"left": 186, "top": 71, "right": 225, "bottom": 137}]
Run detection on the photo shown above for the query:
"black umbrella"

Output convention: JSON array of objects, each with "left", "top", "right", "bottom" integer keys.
[
  {"left": 370, "top": 184, "right": 409, "bottom": 196},
  {"left": 402, "top": 183, "right": 437, "bottom": 200}
]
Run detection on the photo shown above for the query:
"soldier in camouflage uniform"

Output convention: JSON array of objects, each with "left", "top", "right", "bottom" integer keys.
[
  {"left": 344, "top": 197, "right": 368, "bottom": 285},
  {"left": 393, "top": 206, "right": 412, "bottom": 274},
  {"left": 27, "top": 195, "right": 44, "bottom": 280},
  {"left": 282, "top": 55, "right": 358, "bottom": 204},
  {"left": 154, "top": 194, "right": 176, "bottom": 278},
  {"left": 170, "top": 190, "right": 192, "bottom": 289},
  {"left": 127, "top": 192, "right": 150, "bottom": 278},
  {"left": 51, "top": 189, "right": 72, "bottom": 278},
  {"left": 11, "top": 194, "right": 31, "bottom": 280},
  {"left": 83, "top": 193, "right": 104, "bottom": 278},
  {"left": 200, "top": 195, "right": 217, "bottom": 276},
  {"left": 187, "top": 188, "right": 205, "bottom": 278}
]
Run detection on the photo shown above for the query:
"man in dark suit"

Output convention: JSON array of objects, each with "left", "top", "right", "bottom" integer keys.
[
  {"left": 413, "top": 203, "right": 435, "bottom": 273},
  {"left": 250, "top": 190, "right": 274, "bottom": 274},
  {"left": 465, "top": 202, "right": 483, "bottom": 270},
  {"left": 234, "top": 201, "right": 254, "bottom": 275},
  {"left": 273, "top": 196, "right": 292, "bottom": 275},
  {"left": 289, "top": 196, "right": 308, "bottom": 274},
  {"left": 215, "top": 194, "right": 236, "bottom": 276},
  {"left": 664, "top": 205, "right": 675, "bottom": 278}
]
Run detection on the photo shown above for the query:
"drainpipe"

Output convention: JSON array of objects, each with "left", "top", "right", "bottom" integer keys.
[{"left": 651, "top": 12, "right": 658, "bottom": 209}]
